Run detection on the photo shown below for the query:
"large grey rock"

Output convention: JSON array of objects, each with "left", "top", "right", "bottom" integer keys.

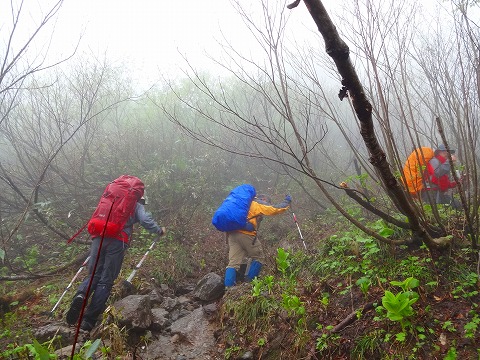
[
  {"left": 142, "top": 307, "right": 219, "bottom": 359},
  {"left": 170, "top": 307, "right": 208, "bottom": 342},
  {"left": 33, "top": 323, "right": 75, "bottom": 344},
  {"left": 192, "top": 272, "right": 224, "bottom": 301},
  {"left": 175, "top": 283, "right": 195, "bottom": 296},
  {"left": 113, "top": 294, "right": 152, "bottom": 330}
]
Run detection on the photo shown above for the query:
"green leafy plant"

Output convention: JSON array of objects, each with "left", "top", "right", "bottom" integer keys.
[
  {"left": 390, "top": 276, "right": 420, "bottom": 293},
  {"left": 13, "top": 245, "right": 40, "bottom": 271},
  {"left": 251, "top": 275, "right": 274, "bottom": 297},
  {"left": 0, "top": 337, "right": 103, "bottom": 360},
  {"left": 370, "top": 219, "right": 395, "bottom": 238},
  {"left": 442, "top": 320, "right": 457, "bottom": 333},
  {"left": 276, "top": 247, "right": 291, "bottom": 276},
  {"left": 225, "top": 345, "right": 241, "bottom": 359},
  {"left": 252, "top": 277, "right": 263, "bottom": 297},
  {"left": 320, "top": 293, "right": 329, "bottom": 308},
  {"left": 356, "top": 276, "right": 371, "bottom": 298},
  {"left": 379, "top": 277, "right": 420, "bottom": 340},
  {"left": 315, "top": 324, "right": 340, "bottom": 352},
  {"left": 381, "top": 289, "right": 418, "bottom": 323},
  {"left": 444, "top": 345, "right": 457, "bottom": 360},
  {"left": 463, "top": 313, "right": 479, "bottom": 339},
  {"left": 281, "top": 293, "right": 305, "bottom": 316},
  {"left": 80, "top": 339, "right": 103, "bottom": 359}
]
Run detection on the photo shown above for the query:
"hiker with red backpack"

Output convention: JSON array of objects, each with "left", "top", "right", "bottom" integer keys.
[
  {"left": 421, "top": 144, "right": 464, "bottom": 209},
  {"left": 66, "top": 175, "right": 166, "bottom": 332},
  {"left": 212, "top": 184, "right": 291, "bottom": 288}
]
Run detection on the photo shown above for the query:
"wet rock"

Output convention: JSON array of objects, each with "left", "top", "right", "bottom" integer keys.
[
  {"left": 34, "top": 322, "right": 75, "bottom": 344},
  {"left": 113, "top": 294, "right": 152, "bottom": 330},
  {"left": 162, "top": 297, "right": 178, "bottom": 311},
  {"left": 151, "top": 308, "right": 170, "bottom": 331},
  {"left": 149, "top": 288, "right": 165, "bottom": 306},
  {"left": 192, "top": 272, "right": 224, "bottom": 301},
  {"left": 175, "top": 283, "right": 195, "bottom": 296}
]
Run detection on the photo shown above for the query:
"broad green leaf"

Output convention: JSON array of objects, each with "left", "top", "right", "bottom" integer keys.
[
  {"left": 379, "top": 227, "right": 394, "bottom": 237},
  {"left": 32, "top": 340, "right": 52, "bottom": 360},
  {"left": 84, "top": 338, "right": 102, "bottom": 358}
]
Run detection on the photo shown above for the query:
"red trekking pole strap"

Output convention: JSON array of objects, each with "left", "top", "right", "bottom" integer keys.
[{"left": 67, "top": 221, "right": 88, "bottom": 244}]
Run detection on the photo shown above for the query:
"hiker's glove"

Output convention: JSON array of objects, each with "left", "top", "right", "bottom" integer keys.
[
  {"left": 244, "top": 222, "right": 255, "bottom": 232},
  {"left": 285, "top": 194, "right": 292, "bottom": 203},
  {"left": 157, "top": 227, "right": 166, "bottom": 236}
]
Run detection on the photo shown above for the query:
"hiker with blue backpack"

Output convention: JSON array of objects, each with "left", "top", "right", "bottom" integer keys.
[
  {"left": 66, "top": 175, "right": 166, "bottom": 332},
  {"left": 212, "top": 184, "right": 291, "bottom": 288}
]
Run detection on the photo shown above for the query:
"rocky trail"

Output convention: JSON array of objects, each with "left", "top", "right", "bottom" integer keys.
[{"left": 34, "top": 272, "right": 237, "bottom": 360}]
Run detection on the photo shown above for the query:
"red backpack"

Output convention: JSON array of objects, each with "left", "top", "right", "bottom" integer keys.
[
  {"left": 86, "top": 175, "right": 145, "bottom": 241},
  {"left": 68, "top": 175, "right": 145, "bottom": 244}
]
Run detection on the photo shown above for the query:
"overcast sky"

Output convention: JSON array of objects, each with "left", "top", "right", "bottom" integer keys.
[
  {"left": 2, "top": 0, "right": 457, "bottom": 89},
  {"left": 46, "top": 0, "right": 316, "bottom": 86}
]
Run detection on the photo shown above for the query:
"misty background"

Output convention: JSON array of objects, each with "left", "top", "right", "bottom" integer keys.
[{"left": 0, "top": 0, "right": 479, "bottom": 280}]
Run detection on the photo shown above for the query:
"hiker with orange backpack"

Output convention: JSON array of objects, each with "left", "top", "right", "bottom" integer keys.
[
  {"left": 66, "top": 175, "right": 166, "bottom": 332},
  {"left": 421, "top": 144, "right": 464, "bottom": 209},
  {"left": 402, "top": 146, "right": 435, "bottom": 197}
]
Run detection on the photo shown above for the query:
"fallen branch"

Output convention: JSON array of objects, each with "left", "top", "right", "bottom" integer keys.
[
  {"left": 332, "top": 301, "right": 375, "bottom": 333},
  {"left": 0, "top": 251, "right": 89, "bottom": 281}
]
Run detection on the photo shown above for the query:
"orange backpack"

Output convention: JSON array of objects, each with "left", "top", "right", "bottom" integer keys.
[{"left": 402, "top": 147, "right": 434, "bottom": 195}]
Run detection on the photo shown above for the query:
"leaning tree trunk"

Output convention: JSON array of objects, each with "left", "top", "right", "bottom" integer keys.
[{"left": 288, "top": 0, "right": 447, "bottom": 250}]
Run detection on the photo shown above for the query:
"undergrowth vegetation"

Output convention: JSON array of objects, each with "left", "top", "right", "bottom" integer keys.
[
  {"left": 220, "top": 213, "right": 480, "bottom": 359},
  {"left": 1, "top": 200, "right": 479, "bottom": 359}
]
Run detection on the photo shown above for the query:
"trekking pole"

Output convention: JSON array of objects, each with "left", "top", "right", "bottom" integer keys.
[
  {"left": 49, "top": 255, "right": 90, "bottom": 316},
  {"left": 123, "top": 236, "right": 160, "bottom": 286},
  {"left": 291, "top": 211, "right": 307, "bottom": 250}
]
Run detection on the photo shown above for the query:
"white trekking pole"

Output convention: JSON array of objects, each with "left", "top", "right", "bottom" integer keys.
[
  {"left": 49, "top": 255, "right": 90, "bottom": 316},
  {"left": 121, "top": 234, "right": 163, "bottom": 293},
  {"left": 292, "top": 211, "right": 307, "bottom": 250},
  {"left": 125, "top": 239, "right": 157, "bottom": 284}
]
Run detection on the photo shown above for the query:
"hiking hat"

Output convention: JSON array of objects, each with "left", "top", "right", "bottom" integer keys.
[{"left": 436, "top": 144, "right": 455, "bottom": 154}]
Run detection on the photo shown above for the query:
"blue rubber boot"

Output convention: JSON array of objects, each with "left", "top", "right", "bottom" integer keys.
[
  {"left": 224, "top": 267, "right": 237, "bottom": 287},
  {"left": 246, "top": 260, "right": 262, "bottom": 282}
]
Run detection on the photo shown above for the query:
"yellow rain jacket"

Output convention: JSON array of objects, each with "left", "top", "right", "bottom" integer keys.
[{"left": 236, "top": 198, "right": 290, "bottom": 236}]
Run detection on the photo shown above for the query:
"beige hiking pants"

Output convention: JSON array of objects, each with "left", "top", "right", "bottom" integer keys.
[{"left": 227, "top": 232, "right": 265, "bottom": 269}]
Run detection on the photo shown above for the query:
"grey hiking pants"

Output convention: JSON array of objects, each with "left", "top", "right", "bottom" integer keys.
[
  {"left": 421, "top": 189, "right": 461, "bottom": 210},
  {"left": 76, "top": 237, "right": 127, "bottom": 325}
]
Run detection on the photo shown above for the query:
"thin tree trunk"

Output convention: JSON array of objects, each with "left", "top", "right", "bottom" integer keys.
[{"left": 289, "top": 0, "right": 445, "bottom": 249}]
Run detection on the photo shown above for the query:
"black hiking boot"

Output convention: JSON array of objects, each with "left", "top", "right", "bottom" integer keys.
[
  {"left": 66, "top": 294, "right": 85, "bottom": 325},
  {"left": 80, "top": 319, "right": 95, "bottom": 332},
  {"left": 236, "top": 263, "right": 247, "bottom": 283}
]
